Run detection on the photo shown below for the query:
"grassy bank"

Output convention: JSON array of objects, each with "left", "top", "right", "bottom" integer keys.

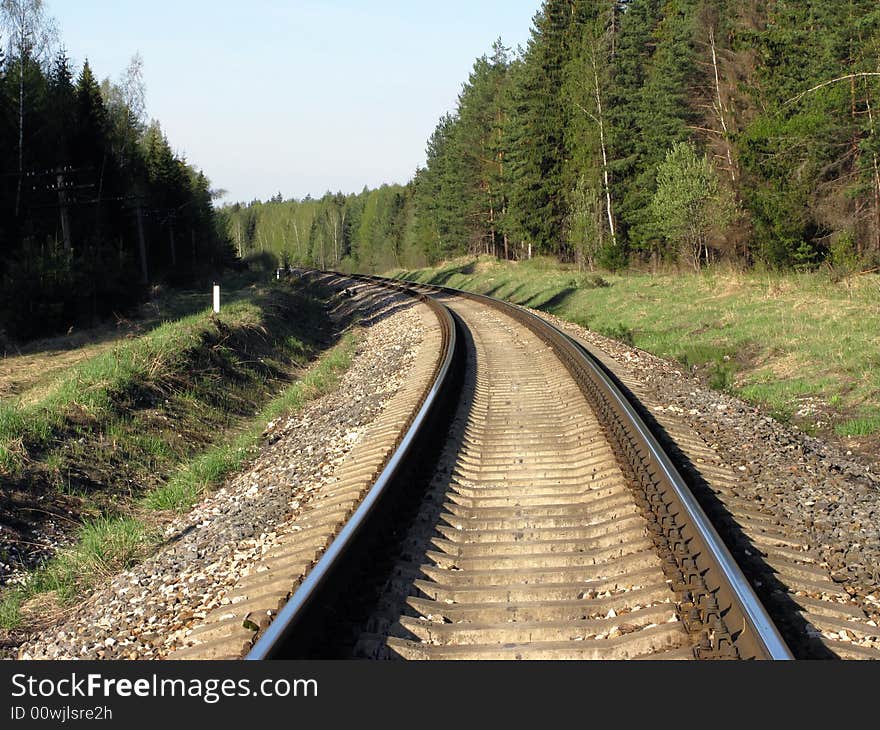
[
  {"left": 1, "top": 280, "right": 322, "bottom": 480},
  {"left": 0, "top": 329, "right": 358, "bottom": 630},
  {"left": 144, "top": 331, "right": 358, "bottom": 512},
  {"left": 391, "top": 257, "right": 880, "bottom": 442},
  {"left": 0, "top": 275, "right": 359, "bottom": 631}
]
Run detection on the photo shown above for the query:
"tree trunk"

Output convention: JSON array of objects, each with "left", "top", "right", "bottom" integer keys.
[
  {"left": 865, "top": 83, "right": 880, "bottom": 254},
  {"left": 136, "top": 206, "right": 149, "bottom": 284},
  {"left": 169, "top": 223, "right": 177, "bottom": 268},
  {"left": 16, "top": 53, "right": 24, "bottom": 218},
  {"left": 57, "top": 172, "right": 72, "bottom": 252},
  {"left": 292, "top": 219, "right": 302, "bottom": 259},
  {"left": 339, "top": 209, "right": 347, "bottom": 263},
  {"left": 488, "top": 190, "right": 496, "bottom": 259},
  {"left": 709, "top": 27, "right": 736, "bottom": 182},
  {"left": 589, "top": 51, "right": 618, "bottom": 252}
]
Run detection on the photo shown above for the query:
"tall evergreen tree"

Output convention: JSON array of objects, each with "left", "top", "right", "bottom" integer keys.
[
  {"left": 610, "top": 0, "right": 701, "bottom": 257},
  {"left": 416, "top": 112, "right": 469, "bottom": 258},
  {"left": 506, "top": 1, "right": 574, "bottom": 256},
  {"left": 45, "top": 47, "right": 74, "bottom": 161},
  {"left": 563, "top": 1, "right": 622, "bottom": 268},
  {"left": 447, "top": 40, "right": 511, "bottom": 256}
]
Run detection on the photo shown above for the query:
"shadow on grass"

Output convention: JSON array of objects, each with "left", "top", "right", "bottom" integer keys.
[
  {"left": 480, "top": 282, "right": 525, "bottom": 303},
  {"left": 423, "top": 261, "right": 476, "bottom": 286},
  {"left": 5, "top": 282, "right": 251, "bottom": 360},
  {"left": 317, "top": 274, "right": 419, "bottom": 333},
  {"left": 525, "top": 287, "right": 578, "bottom": 313},
  {"left": 0, "top": 275, "right": 350, "bottom": 582}
]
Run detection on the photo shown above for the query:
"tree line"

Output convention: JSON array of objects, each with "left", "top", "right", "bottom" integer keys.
[
  {"left": 1, "top": 0, "right": 233, "bottom": 342},
  {"left": 226, "top": 0, "right": 880, "bottom": 275},
  {"left": 221, "top": 185, "right": 416, "bottom": 275}
]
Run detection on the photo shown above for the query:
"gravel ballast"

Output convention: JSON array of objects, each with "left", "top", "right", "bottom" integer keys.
[
  {"left": 17, "top": 284, "right": 425, "bottom": 660},
  {"left": 12, "top": 279, "right": 880, "bottom": 660},
  {"left": 533, "top": 306, "right": 880, "bottom": 656}
]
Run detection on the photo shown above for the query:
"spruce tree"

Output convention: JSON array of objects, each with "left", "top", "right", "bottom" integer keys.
[
  {"left": 609, "top": 0, "right": 700, "bottom": 257},
  {"left": 45, "top": 48, "right": 75, "bottom": 164},
  {"left": 563, "top": 1, "right": 622, "bottom": 268},
  {"left": 73, "top": 61, "right": 109, "bottom": 183},
  {"left": 506, "top": 0, "right": 573, "bottom": 256},
  {"left": 449, "top": 41, "right": 511, "bottom": 256},
  {"left": 416, "top": 112, "right": 469, "bottom": 258}
]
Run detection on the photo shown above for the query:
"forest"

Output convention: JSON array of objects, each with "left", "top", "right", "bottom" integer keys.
[
  {"left": 224, "top": 0, "right": 880, "bottom": 277},
  {"left": 0, "top": 1, "right": 233, "bottom": 342},
  {"left": 5, "top": 1, "right": 880, "bottom": 343}
]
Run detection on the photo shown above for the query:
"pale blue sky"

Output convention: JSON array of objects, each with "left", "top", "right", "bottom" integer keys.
[{"left": 50, "top": 1, "right": 540, "bottom": 204}]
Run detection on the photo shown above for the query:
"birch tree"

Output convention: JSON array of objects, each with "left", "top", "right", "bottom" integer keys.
[
  {"left": 650, "top": 141, "right": 735, "bottom": 270},
  {"left": 1, "top": 0, "right": 55, "bottom": 217},
  {"left": 564, "top": 2, "right": 619, "bottom": 265},
  {"left": 119, "top": 52, "right": 146, "bottom": 124}
]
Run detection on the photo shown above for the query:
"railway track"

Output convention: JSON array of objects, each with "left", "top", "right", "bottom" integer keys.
[{"left": 241, "top": 273, "right": 791, "bottom": 661}]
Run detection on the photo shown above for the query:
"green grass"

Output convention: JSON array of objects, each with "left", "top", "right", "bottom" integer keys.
[
  {"left": 0, "top": 276, "right": 361, "bottom": 632},
  {"left": 144, "top": 331, "right": 359, "bottom": 513},
  {"left": 835, "top": 412, "right": 880, "bottom": 437},
  {"left": 391, "top": 256, "right": 880, "bottom": 434},
  {"left": 0, "top": 516, "right": 155, "bottom": 629},
  {"left": 0, "top": 299, "right": 261, "bottom": 475},
  {"left": 595, "top": 323, "right": 635, "bottom": 346},
  {"left": 1, "top": 278, "right": 336, "bottom": 480}
]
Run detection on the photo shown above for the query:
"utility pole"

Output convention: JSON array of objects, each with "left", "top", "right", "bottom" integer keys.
[
  {"left": 169, "top": 217, "right": 177, "bottom": 268},
  {"left": 136, "top": 204, "right": 149, "bottom": 284},
  {"left": 56, "top": 169, "right": 72, "bottom": 252}
]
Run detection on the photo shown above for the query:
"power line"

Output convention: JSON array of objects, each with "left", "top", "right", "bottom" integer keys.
[{"left": 0, "top": 164, "right": 93, "bottom": 178}]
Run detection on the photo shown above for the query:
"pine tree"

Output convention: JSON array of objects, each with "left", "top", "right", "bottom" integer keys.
[
  {"left": 416, "top": 112, "right": 469, "bottom": 258},
  {"left": 73, "top": 61, "right": 109, "bottom": 179},
  {"left": 506, "top": 0, "right": 574, "bottom": 256},
  {"left": 45, "top": 48, "right": 75, "bottom": 163},
  {"left": 446, "top": 41, "right": 512, "bottom": 256},
  {"left": 610, "top": 0, "right": 701, "bottom": 257}
]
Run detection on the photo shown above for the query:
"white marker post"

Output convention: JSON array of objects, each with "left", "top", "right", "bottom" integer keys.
[{"left": 213, "top": 283, "right": 220, "bottom": 313}]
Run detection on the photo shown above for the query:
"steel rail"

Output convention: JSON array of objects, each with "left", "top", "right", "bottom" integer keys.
[
  {"left": 246, "top": 276, "right": 458, "bottom": 660},
  {"left": 379, "top": 275, "right": 792, "bottom": 660},
  {"left": 253, "top": 270, "right": 791, "bottom": 660},
  {"left": 558, "top": 328, "right": 792, "bottom": 659}
]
